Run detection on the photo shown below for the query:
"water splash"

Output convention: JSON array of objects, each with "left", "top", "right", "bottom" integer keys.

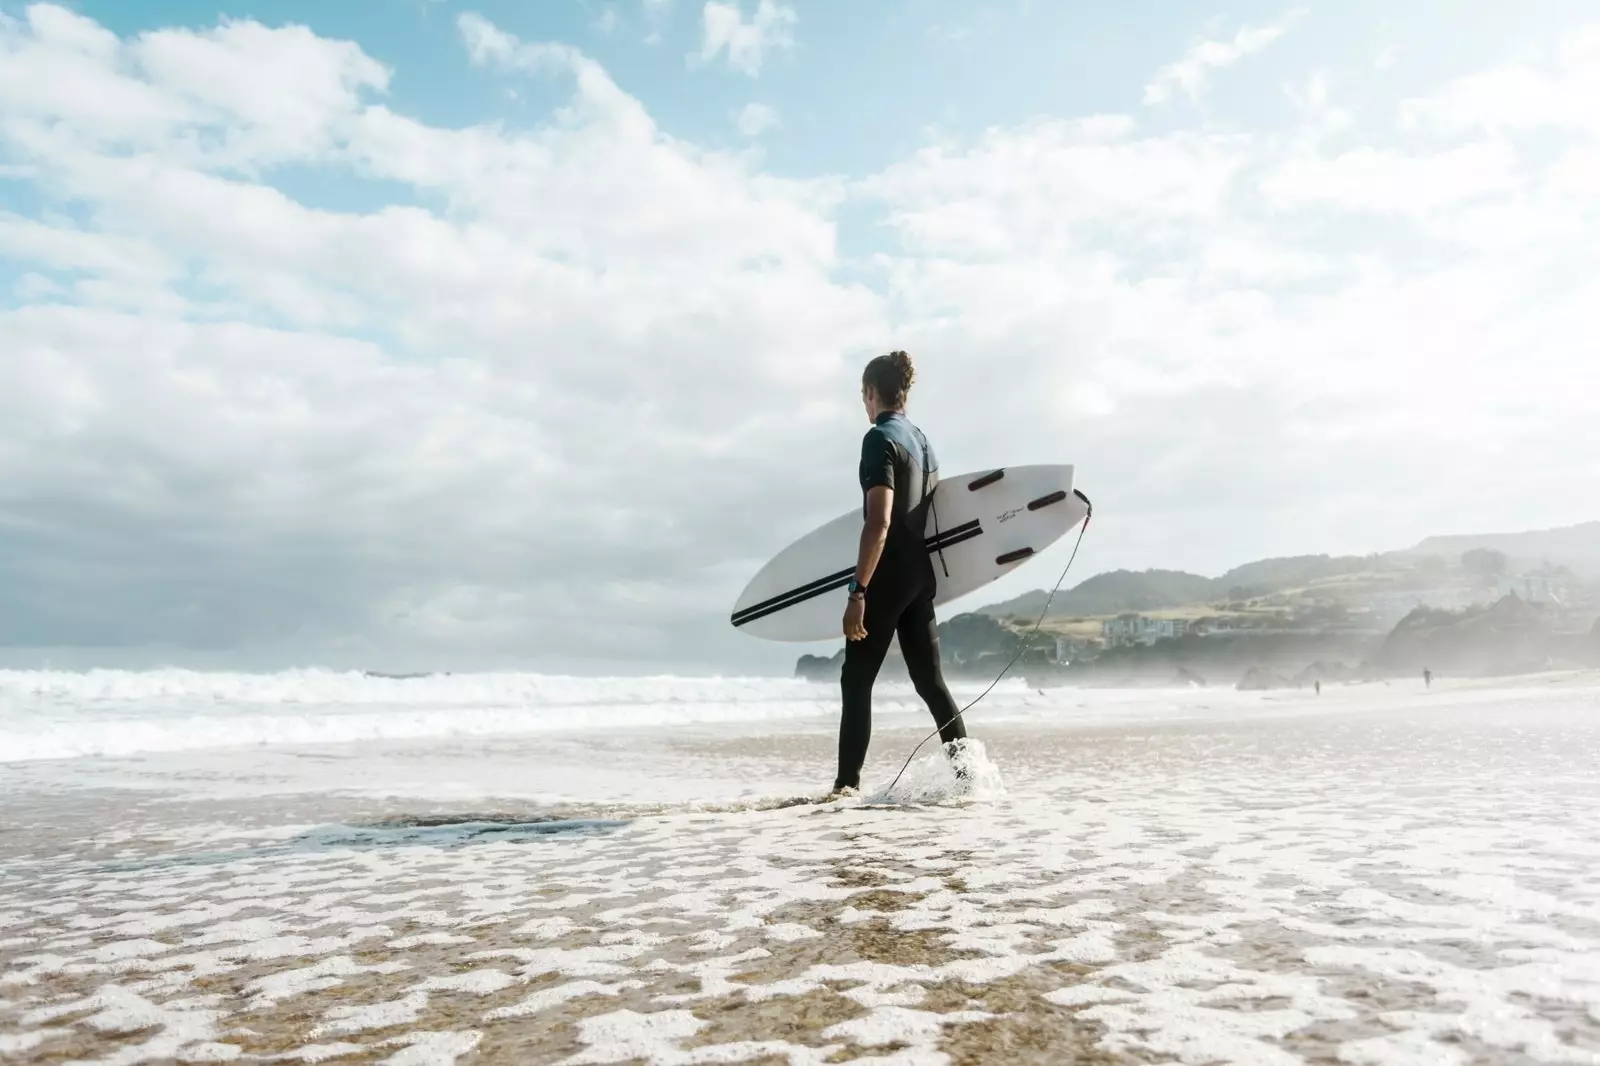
[{"left": 866, "top": 738, "right": 1006, "bottom": 806}]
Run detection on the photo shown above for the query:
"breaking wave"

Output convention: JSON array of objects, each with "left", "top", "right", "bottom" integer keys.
[{"left": 0, "top": 667, "right": 1040, "bottom": 763}]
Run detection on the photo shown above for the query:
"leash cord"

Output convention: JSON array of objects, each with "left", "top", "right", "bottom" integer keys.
[{"left": 882, "top": 492, "right": 1093, "bottom": 797}]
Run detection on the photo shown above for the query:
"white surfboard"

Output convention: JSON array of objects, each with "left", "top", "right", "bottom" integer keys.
[{"left": 730, "top": 464, "right": 1089, "bottom": 643}]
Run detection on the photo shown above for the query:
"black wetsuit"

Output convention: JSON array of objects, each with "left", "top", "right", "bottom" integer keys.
[{"left": 835, "top": 411, "right": 967, "bottom": 791}]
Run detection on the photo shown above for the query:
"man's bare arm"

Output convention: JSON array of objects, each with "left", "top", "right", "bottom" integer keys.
[{"left": 855, "top": 486, "right": 893, "bottom": 588}]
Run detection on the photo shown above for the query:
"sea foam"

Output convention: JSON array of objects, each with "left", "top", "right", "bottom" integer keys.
[{"left": 0, "top": 667, "right": 1041, "bottom": 763}]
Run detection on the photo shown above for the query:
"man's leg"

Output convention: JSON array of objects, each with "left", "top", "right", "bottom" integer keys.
[
  {"left": 836, "top": 592, "right": 901, "bottom": 791},
  {"left": 896, "top": 592, "right": 968, "bottom": 746}
]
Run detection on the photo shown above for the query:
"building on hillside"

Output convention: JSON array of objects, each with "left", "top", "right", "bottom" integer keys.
[
  {"left": 1511, "top": 570, "right": 1576, "bottom": 606},
  {"left": 1049, "top": 635, "right": 1099, "bottom": 664},
  {"left": 1364, "top": 586, "right": 1487, "bottom": 621},
  {"left": 1480, "top": 569, "right": 1593, "bottom": 623},
  {"left": 1101, "top": 613, "right": 1187, "bottom": 646}
]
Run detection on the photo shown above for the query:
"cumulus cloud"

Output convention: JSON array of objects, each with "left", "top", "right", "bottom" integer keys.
[
  {"left": 0, "top": 4, "right": 875, "bottom": 671},
  {"left": 692, "top": 0, "right": 795, "bottom": 76},
  {"left": 3, "top": 5, "right": 1600, "bottom": 672},
  {"left": 857, "top": 27, "right": 1600, "bottom": 583},
  {"left": 1144, "top": 9, "right": 1305, "bottom": 105}
]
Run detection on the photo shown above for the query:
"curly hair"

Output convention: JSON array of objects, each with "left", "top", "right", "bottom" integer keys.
[{"left": 862, "top": 350, "right": 916, "bottom": 408}]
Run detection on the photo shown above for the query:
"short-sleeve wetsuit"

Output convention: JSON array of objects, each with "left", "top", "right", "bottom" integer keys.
[{"left": 836, "top": 411, "right": 968, "bottom": 792}]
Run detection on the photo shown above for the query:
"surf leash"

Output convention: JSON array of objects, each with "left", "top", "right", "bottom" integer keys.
[{"left": 882, "top": 489, "right": 1094, "bottom": 798}]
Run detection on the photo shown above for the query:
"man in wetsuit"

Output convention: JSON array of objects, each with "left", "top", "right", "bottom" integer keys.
[{"left": 832, "top": 350, "right": 968, "bottom": 795}]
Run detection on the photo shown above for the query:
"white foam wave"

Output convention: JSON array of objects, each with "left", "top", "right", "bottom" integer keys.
[
  {"left": 0, "top": 668, "right": 1041, "bottom": 763},
  {"left": 0, "top": 667, "right": 820, "bottom": 707},
  {"left": 868, "top": 737, "right": 1008, "bottom": 806}
]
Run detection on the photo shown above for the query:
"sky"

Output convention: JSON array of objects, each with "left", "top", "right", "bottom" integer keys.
[{"left": 3, "top": 0, "right": 1599, "bottom": 676}]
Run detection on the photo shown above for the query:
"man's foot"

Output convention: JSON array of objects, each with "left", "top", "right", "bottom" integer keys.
[
  {"left": 943, "top": 738, "right": 973, "bottom": 781},
  {"left": 824, "top": 784, "right": 860, "bottom": 802}
]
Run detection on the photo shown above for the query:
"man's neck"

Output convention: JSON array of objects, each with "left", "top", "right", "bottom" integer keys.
[{"left": 874, "top": 408, "right": 905, "bottom": 423}]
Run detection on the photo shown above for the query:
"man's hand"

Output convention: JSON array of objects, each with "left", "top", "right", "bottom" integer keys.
[{"left": 843, "top": 595, "right": 867, "bottom": 641}]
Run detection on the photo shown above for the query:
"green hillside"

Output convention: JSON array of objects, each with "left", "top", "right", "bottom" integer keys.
[
  {"left": 978, "top": 559, "right": 1361, "bottom": 620},
  {"left": 1213, "top": 554, "right": 1374, "bottom": 596},
  {"left": 979, "top": 569, "right": 1215, "bottom": 620},
  {"left": 977, "top": 529, "right": 1599, "bottom": 620}
]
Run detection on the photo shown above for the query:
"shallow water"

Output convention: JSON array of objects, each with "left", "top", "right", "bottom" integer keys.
[{"left": 3, "top": 672, "right": 1600, "bottom": 1063}]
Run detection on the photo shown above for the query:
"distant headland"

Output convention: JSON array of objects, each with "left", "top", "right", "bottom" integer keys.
[{"left": 795, "top": 522, "right": 1600, "bottom": 689}]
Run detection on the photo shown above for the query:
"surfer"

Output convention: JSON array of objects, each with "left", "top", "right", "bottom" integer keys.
[{"left": 832, "top": 350, "right": 969, "bottom": 796}]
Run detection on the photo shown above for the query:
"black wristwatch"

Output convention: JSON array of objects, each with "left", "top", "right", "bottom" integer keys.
[{"left": 847, "top": 579, "right": 867, "bottom": 598}]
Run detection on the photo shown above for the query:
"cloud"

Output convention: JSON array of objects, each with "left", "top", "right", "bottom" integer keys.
[
  {"left": 857, "top": 28, "right": 1600, "bottom": 581},
  {"left": 1259, "top": 142, "right": 1522, "bottom": 215},
  {"left": 0, "top": 3, "right": 389, "bottom": 170},
  {"left": 1144, "top": 9, "right": 1305, "bottom": 105},
  {"left": 1399, "top": 26, "right": 1600, "bottom": 135},
  {"left": 4, "top": 5, "right": 1600, "bottom": 671},
  {"left": 692, "top": 0, "right": 795, "bottom": 76},
  {"left": 642, "top": 0, "right": 672, "bottom": 45},
  {"left": 0, "top": 5, "right": 876, "bottom": 671},
  {"left": 734, "top": 101, "right": 780, "bottom": 137},
  {"left": 858, "top": 116, "right": 1248, "bottom": 259}
]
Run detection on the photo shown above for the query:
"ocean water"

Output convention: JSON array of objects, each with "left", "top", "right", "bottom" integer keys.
[
  {"left": 0, "top": 667, "right": 1073, "bottom": 807},
  {"left": 0, "top": 665, "right": 1478, "bottom": 768},
  {"left": 0, "top": 668, "right": 1039, "bottom": 765},
  {"left": 1, "top": 666, "right": 1578, "bottom": 808}
]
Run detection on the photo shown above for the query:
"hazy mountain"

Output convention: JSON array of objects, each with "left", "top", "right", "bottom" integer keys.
[
  {"left": 1401, "top": 521, "right": 1600, "bottom": 577},
  {"left": 979, "top": 568, "right": 1218, "bottom": 620},
  {"left": 1213, "top": 554, "right": 1374, "bottom": 595},
  {"left": 977, "top": 523, "right": 1599, "bottom": 618}
]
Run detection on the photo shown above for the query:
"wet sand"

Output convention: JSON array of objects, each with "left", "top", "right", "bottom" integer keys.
[{"left": 4, "top": 678, "right": 1600, "bottom": 1063}]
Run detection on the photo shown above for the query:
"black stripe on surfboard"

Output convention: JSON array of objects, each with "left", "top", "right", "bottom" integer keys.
[
  {"left": 731, "top": 520, "right": 983, "bottom": 628},
  {"left": 731, "top": 565, "right": 853, "bottom": 627},
  {"left": 730, "top": 521, "right": 982, "bottom": 628},
  {"left": 927, "top": 520, "right": 982, "bottom": 553}
]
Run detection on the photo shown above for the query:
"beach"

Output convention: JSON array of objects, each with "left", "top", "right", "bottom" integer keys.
[{"left": 4, "top": 670, "right": 1600, "bottom": 1064}]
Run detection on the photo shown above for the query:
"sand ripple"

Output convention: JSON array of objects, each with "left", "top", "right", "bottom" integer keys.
[{"left": 5, "top": 693, "right": 1600, "bottom": 1063}]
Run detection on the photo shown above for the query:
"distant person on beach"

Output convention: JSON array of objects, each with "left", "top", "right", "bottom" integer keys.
[
  {"left": 832, "top": 350, "right": 967, "bottom": 797},
  {"left": 1315, "top": 680, "right": 1321, "bottom": 695},
  {"left": 1424, "top": 668, "right": 1433, "bottom": 688}
]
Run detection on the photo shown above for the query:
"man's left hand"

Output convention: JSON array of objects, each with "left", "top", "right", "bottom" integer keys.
[{"left": 843, "top": 596, "right": 867, "bottom": 641}]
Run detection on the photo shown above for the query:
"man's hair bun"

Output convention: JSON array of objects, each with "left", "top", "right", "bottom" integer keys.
[{"left": 863, "top": 349, "right": 915, "bottom": 407}]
